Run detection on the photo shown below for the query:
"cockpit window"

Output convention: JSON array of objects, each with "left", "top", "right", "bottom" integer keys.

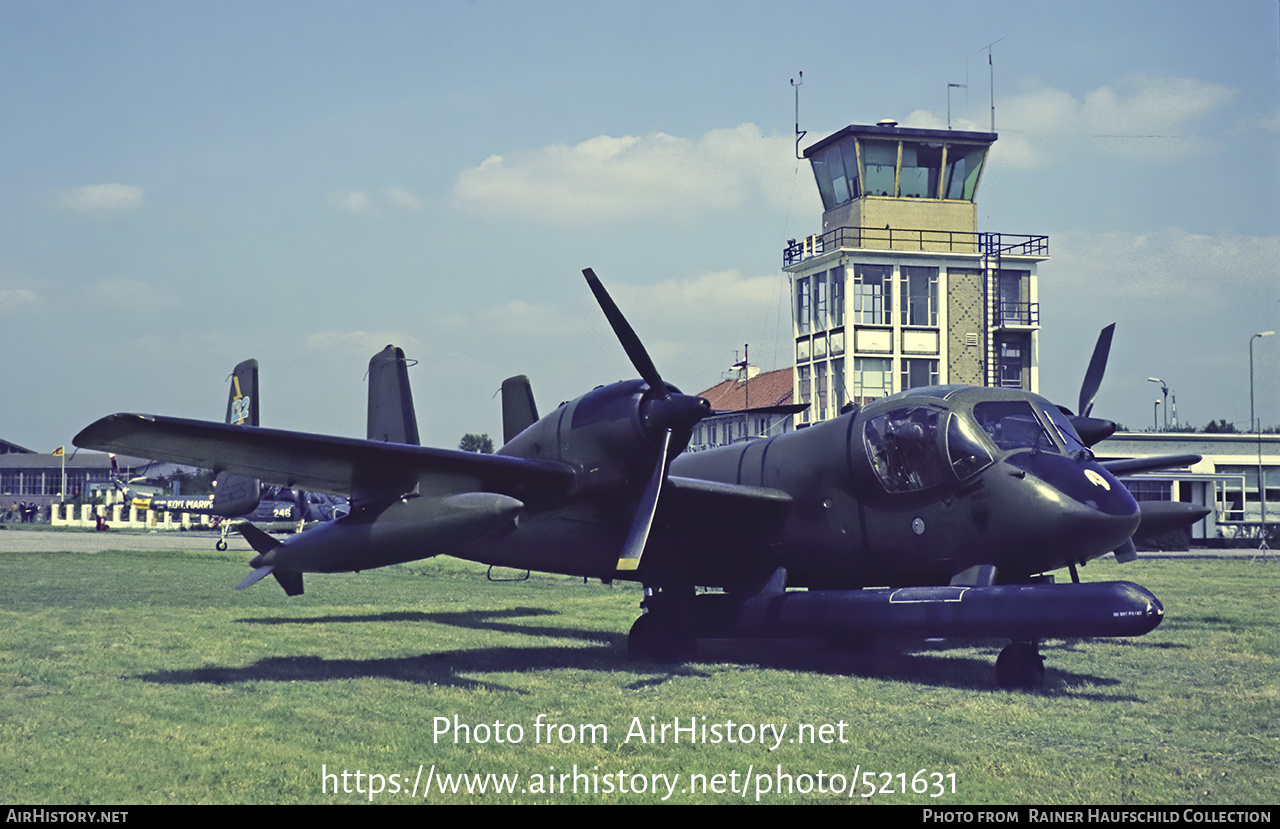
[
  {"left": 863, "top": 406, "right": 950, "bottom": 492},
  {"left": 1042, "top": 405, "right": 1088, "bottom": 453},
  {"left": 947, "top": 413, "right": 995, "bottom": 479},
  {"left": 973, "top": 400, "right": 1057, "bottom": 452}
]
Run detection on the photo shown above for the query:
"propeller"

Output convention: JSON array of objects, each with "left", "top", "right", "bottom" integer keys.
[
  {"left": 1079, "top": 323, "right": 1115, "bottom": 418},
  {"left": 582, "top": 268, "right": 711, "bottom": 572},
  {"left": 1068, "top": 324, "right": 1119, "bottom": 447}
]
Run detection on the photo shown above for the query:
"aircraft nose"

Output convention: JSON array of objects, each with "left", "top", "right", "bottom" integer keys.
[{"left": 999, "top": 453, "right": 1140, "bottom": 565}]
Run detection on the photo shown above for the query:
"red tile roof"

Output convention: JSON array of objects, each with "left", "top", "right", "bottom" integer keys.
[{"left": 696, "top": 367, "right": 793, "bottom": 412}]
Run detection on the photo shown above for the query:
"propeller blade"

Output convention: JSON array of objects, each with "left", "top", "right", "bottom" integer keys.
[
  {"left": 583, "top": 268, "right": 665, "bottom": 393},
  {"left": 616, "top": 429, "right": 672, "bottom": 572},
  {"left": 1079, "top": 323, "right": 1115, "bottom": 417}
]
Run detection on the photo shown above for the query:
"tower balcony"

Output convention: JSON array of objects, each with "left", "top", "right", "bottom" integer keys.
[{"left": 783, "top": 226, "right": 1048, "bottom": 268}]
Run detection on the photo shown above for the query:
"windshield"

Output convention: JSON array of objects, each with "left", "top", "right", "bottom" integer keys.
[
  {"left": 947, "top": 413, "right": 995, "bottom": 478},
  {"left": 1041, "top": 405, "right": 1089, "bottom": 453},
  {"left": 972, "top": 400, "right": 1058, "bottom": 453}
]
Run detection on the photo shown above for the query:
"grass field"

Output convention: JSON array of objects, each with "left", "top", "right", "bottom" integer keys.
[{"left": 1, "top": 545, "right": 1276, "bottom": 805}]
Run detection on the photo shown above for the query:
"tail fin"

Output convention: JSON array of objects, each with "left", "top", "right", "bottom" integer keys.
[
  {"left": 224, "top": 359, "right": 259, "bottom": 426},
  {"left": 212, "top": 359, "right": 263, "bottom": 517},
  {"left": 501, "top": 375, "right": 539, "bottom": 444},
  {"left": 367, "top": 345, "right": 420, "bottom": 445}
]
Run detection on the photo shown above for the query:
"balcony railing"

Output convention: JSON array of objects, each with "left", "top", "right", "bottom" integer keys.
[
  {"left": 994, "top": 301, "right": 1040, "bottom": 327},
  {"left": 783, "top": 227, "right": 1048, "bottom": 267}
]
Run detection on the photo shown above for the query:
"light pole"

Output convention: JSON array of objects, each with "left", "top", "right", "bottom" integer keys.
[
  {"left": 1250, "top": 331, "right": 1274, "bottom": 547},
  {"left": 1153, "top": 400, "right": 1161, "bottom": 432},
  {"left": 1148, "top": 377, "right": 1169, "bottom": 431}
]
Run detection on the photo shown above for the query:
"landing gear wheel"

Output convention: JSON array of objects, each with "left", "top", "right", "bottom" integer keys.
[
  {"left": 215, "top": 540, "right": 228, "bottom": 551},
  {"left": 996, "top": 641, "right": 1045, "bottom": 689},
  {"left": 628, "top": 614, "right": 695, "bottom": 663}
]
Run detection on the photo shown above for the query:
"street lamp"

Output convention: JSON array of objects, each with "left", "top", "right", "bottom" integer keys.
[
  {"left": 1249, "top": 331, "right": 1275, "bottom": 545},
  {"left": 1148, "top": 377, "right": 1169, "bottom": 431}
]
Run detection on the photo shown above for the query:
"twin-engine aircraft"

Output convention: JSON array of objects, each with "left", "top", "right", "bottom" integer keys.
[{"left": 75, "top": 270, "right": 1202, "bottom": 688}]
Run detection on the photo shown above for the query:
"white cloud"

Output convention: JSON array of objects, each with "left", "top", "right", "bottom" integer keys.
[
  {"left": 383, "top": 187, "right": 423, "bottom": 211},
  {"left": 1050, "top": 228, "right": 1277, "bottom": 311},
  {"left": 58, "top": 183, "right": 143, "bottom": 215},
  {"left": 0, "top": 287, "right": 37, "bottom": 312},
  {"left": 452, "top": 124, "right": 797, "bottom": 224},
  {"left": 992, "top": 75, "right": 1235, "bottom": 169},
  {"left": 327, "top": 187, "right": 424, "bottom": 213},
  {"left": 327, "top": 191, "right": 375, "bottom": 213}
]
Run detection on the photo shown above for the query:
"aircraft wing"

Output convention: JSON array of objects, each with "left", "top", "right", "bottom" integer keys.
[
  {"left": 75, "top": 413, "right": 576, "bottom": 502},
  {"left": 643, "top": 476, "right": 794, "bottom": 587}
]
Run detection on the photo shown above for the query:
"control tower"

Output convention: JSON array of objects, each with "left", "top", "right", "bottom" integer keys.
[{"left": 783, "top": 120, "right": 1048, "bottom": 426}]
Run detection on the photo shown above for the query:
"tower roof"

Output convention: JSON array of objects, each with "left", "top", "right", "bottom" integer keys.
[{"left": 804, "top": 122, "right": 997, "bottom": 159}]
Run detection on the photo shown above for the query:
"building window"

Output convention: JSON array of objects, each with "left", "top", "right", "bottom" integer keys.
[
  {"left": 854, "top": 265, "right": 891, "bottom": 325},
  {"left": 862, "top": 139, "right": 898, "bottom": 197},
  {"left": 943, "top": 144, "right": 988, "bottom": 201},
  {"left": 813, "top": 272, "right": 828, "bottom": 331},
  {"left": 811, "top": 140, "right": 859, "bottom": 210},
  {"left": 814, "top": 361, "right": 828, "bottom": 421},
  {"left": 853, "top": 357, "right": 892, "bottom": 404},
  {"left": 997, "top": 335, "right": 1029, "bottom": 389},
  {"left": 902, "top": 358, "right": 939, "bottom": 390},
  {"left": 901, "top": 267, "right": 938, "bottom": 327},
  {"left": 797, "top": 277, "right": 811, "bottom": 335},
  {"left": 997, "top": 270, "right": 1031, "bottom": 325},
  {"left": 833, "top": 360, "right": 846, "bottom": 413},
  {"left": 830, "top": 265, "right": 845, "bottom": 327},
  {"left": 798, "top": 365, "right": 811, "bottom": 422},
  {"left": 900, "top": 142, "right": 944, "bottom": 199}
]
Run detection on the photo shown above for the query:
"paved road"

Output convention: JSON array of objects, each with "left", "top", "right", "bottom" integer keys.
[{"left": 0, "top": 527, "right": 255, "bottom": 554}]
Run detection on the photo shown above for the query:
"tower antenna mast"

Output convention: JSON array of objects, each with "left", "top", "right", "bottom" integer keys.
[
  {"left": 791, "top": 71, "right": 806, "bottom": 159},
  {"left": 980, "top": 38, "right": 1005, "bottom": 132}
]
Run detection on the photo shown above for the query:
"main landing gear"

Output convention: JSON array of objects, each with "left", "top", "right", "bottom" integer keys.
[{"left": 996, "top": 640, "right": 1045, "bottom": 689}]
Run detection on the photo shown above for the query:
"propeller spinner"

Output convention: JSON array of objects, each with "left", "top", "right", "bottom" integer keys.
[{"left": 582, "top": 268, "right": 711, "bottom": 571}]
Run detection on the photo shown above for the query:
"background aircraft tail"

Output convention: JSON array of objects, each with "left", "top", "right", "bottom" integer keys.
[
  {"left": 211, "top": 358, "right": 262, "bottom": 517},
  {"left": 367, "top": 346, "right": 420, "bottom": 445},
  {"left": 501, "top": 375, "right": 538, "bottom": 444}
]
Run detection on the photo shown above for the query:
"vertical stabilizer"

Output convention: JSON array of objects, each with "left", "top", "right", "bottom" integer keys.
[
  {"left": 501, "top": 375, "right": 539, "bottom": 444},
  {"left": 367, "top": 345, "right": 420, "bottom": 445},
  {"left": 212, "top": 359, "right": 262, "bottom": 517}
]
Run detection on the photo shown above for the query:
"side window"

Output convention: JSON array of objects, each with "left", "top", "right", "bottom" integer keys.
[{"left": 863, "top": 406, "right": 948, "bottom": 493}]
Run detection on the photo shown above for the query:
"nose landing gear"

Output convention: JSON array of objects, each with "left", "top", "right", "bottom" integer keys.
[{"left": 996, "top": 640, "right": 1045, "bottom": 689}]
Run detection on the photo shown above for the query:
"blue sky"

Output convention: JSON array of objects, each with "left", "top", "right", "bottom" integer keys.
[{"left": 2, "top": 0, "right": 1277, "bottom": 452}]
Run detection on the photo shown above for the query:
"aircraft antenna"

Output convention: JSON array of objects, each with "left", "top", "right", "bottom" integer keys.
[{"left": 791, "top": 71, "right": 806, "bottom": 159}]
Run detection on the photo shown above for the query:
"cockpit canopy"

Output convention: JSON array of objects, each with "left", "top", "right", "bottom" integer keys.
[{"left": 862, "top": 391, "right": 1089, "bottom": 494}]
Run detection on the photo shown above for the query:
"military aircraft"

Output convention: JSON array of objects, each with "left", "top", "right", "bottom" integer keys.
[{"left": 74, "top": 269, "right": 1201, "bottom": 688}]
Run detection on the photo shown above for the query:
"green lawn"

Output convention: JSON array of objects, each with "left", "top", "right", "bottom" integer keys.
[{"left": 1, "top": 549, "right": 1275, "bottom": 804}]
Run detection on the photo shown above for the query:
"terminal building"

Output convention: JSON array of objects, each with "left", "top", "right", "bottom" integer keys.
[{"left": 782, "top": 120, "right": 1047, "bottom": 426}]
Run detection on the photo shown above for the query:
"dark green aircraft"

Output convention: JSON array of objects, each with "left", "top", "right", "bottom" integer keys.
[{"left": 74, "top": 270, "right": 1203, "bottom": 688}]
